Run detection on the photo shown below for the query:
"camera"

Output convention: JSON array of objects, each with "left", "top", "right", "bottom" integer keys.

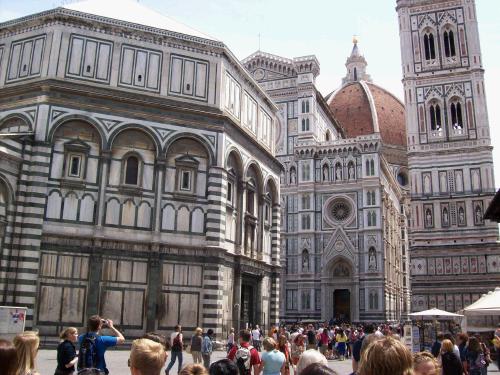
[{"left": 101, "top": 319, "right": 109, "bottom": 328}]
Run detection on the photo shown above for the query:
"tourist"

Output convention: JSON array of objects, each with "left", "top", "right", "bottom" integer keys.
[
  {"left": 78, "top": 316, "right": 125, "bottom": 375},
  {"left": 129, "top": 338, "right": 167, "bottom": 375},
  {"left": 319, "top": 328, "right": 329, "bottom": 356},
  {"left": 444, "top": 333, "right": 461, "bottom": 360},
  {"left": 441, "top": 339, "right": 463, "bottom": 375},
  {"left": 431, "top": 332, "right": 444, "bottom": 358},
  {"left": 166, "top": 325, "right": 184, "bottom": 375},
  {"left": 13, "top": 331, "right": 41, "bottom": 375},
  {"left": 465, "top": 337, "right": 487, "bottom": 375},
  {"left": 227, "top": 330, "right": 261, "bottom": 375},
  {"left": 290, "top": 333, "right": 305, "bottom": 366},
  {"left": 306, "top": 325, "right": 317, "bottom": 350},
  {"left": 300, "top": 363, "right": 338, "bottom": 375},
  {"left": 252, "top": 325, "right": 262, "bottom": 351},
  {"left": 55, "top": 327, "right": 78, "bottom": 375},
  {"left": 191, "top": 327, "right": 203, "bottom": 364},
  {"left": 296, "top": 349, "right": 328, "bottom": 375},
  {"left": 227, "top": 328, "right": 235, "bottom": 353},
  {"left": 201, "top": 329, "right": 214, "bottom": 370},
  {"left": 259, "top": 337, "right": 285, "bottom": 375},
  {"left": 0, "top": 339, "right": 17, "bottom": 375},
  {"left": 209, "top": 359, "right": 239, "bottom": 375},
  {"left": 413, "top": 352, "right": 439, "bottom": 375},
  {"left": 180, "top": 364, "right": 209, "bottom": 375},
  {"left": 336, "top": 328, "right": 348, "bottom": 361},
  {"left": 277, "top": 335, "right": 292, "bottom": 375},
  {"left": 478, "top": 335, "right": 492, "bottom": 374},
  {"left": 358, "top": 336, "right": 413, "bottom": 375}
]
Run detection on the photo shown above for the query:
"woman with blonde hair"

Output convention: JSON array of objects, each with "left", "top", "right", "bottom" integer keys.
[
  {"left": 441, "top": 339, "right": 463, "bottom": 375},
  {"left": 358, "top": 336, "right": 413, "bottom": 375},
  {"left": 55, "top": 327, "right": 79, "bottom": 374},
  {"left": 413, "top": 351, "right": 440, "bottom": 375},
  {"left": 129, "top": 338, "right": 167, "bottom": 375},
  {"left": 259, "top": 337, "right": 285, "bottom": 375},
  {"left": 191, "top": 327, "right": 203, "bottom": 364},
  {"left": 13, "top": 331, "right": 40, "bottom": 375}
]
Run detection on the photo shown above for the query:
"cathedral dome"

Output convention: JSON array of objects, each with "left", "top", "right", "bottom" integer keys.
[
  {"left": 326, "top": 40, "right": 406, "bottom": 147},
  {"left": 327, "top": 81, "right": 406, "bottom": 147}
]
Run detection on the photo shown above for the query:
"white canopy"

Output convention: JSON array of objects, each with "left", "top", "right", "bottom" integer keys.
[
  {"left": 409, "top": 308, "right": 463, "bottom": 319},
  {"left": 462, "top": 287, "right": 500, "bottom": 316}
]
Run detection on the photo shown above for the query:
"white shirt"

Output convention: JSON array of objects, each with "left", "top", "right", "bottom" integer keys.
[
  {"left": 252, "top": 329, "right": 261, "bottom": 341},
  {"left": 171, "top": 331, "right": 183, "bottom": 344}
]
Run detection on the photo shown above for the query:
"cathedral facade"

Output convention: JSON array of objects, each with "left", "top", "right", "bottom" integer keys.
[
  {"left": 242, "top": 46, "right": 411, "bottom": 322},
  {"left": 0, "top": 1, "right": 282, "bottom": 337},
  {"left": 397, "top": 0, "right": 500, "bottom": 312}
]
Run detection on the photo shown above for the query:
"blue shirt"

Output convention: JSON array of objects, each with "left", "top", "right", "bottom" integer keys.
[
  {"left": 261, "top": 350, "right": 285, "bottom": 375},
  {"left": 78, "top": 333, "right": 117, "bottom": 372},
  {"left": 201, "top": 335, "right": 213, "bottom": 354}
]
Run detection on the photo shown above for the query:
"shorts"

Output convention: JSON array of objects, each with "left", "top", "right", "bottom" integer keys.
[{"left": 319, "top": 345, "right": 328, "bottom": 354}]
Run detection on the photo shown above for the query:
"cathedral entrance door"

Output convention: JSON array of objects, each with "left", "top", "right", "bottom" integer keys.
[
  {"left": 241, "top": 283, "right": 255, "bottom": 328},
  {"left": 333, "top": 289, "right": 350, "bottom": 322}
]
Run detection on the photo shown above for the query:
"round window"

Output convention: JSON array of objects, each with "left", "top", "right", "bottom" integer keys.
[{"left": 324, "top": 196, "right": 355, "bottom": 226}]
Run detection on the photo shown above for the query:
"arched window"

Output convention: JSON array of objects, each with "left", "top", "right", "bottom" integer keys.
[
  {"left": 450, "top": 102, "right": 463, "bottom": 129},
  {"left": 301, "top": 101, "right": 306, "bottom": 113},
  {"left": 124, "top": 155, "right": 139, "bottom": 185},
  {"left": 370, "top": 160, "right": 375, "bottom": 176},
  {"left": 325, "top": 131, "right": 330, "bottom": 141},
  {"left": 424, "top": 32, "right": 436, "bottom": 60},
  {"left": 306, "top": 101, "right": 310, "bottom": 113},
  {"left": 365, "top": 160, "right": 370, "bottom": 176},
  {"left": 429, "top": 103, "right": 442, "bottom": 130},
  {"left": 301, "top": 118, "right": 310, "bottom": 132},
  {"left": 353, "top": 67, "right": 358, "bottom": 81},
  {"left": 443, "top": 30, "right": 456, "bottom": 58}
]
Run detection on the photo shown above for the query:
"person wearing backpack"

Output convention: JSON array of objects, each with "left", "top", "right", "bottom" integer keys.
[
  {"left": 78, "top": 315, "right": 125, "bottom": 375},
  {"left": 166, "top": 325, "right": 184, "bottom": 375},
  {"left": 227, "top": 330, "right": 261, "bottom": 375}
]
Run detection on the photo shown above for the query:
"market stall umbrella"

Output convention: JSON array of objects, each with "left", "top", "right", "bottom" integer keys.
[
  {"left": 460, "top": 287, "right": 500, "bottom": 332},
  {"left": 409, "top": 308, "right": 464, "bottom": 319},
  {"left": 409, "top": 308, "right": 463, "bottom": 351}
]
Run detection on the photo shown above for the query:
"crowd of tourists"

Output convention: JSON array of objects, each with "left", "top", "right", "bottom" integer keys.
[{"left": 1, "top": 316, "right": 499, "bottom": 375}]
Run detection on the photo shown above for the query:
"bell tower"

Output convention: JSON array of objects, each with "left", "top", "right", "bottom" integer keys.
[{"left": 396, "top": 0, "right": 500, "bottom": 312}]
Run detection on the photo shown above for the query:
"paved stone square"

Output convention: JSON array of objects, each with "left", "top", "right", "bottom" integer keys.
[{"left": 34, "top": 349, "right": 500, "bottom": 375}]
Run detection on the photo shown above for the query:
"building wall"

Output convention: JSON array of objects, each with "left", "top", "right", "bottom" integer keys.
[
  {"left": 397, "top": 0, "right": 500, "bottom": 311},
  {"left": 243, "top": 52, "right": 409, "bottom": 322},
  {"left": 0, "top": 10, "right": 281, "bottom": 337}
]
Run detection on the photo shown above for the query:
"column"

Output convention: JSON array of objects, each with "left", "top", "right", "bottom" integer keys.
[
  {"left": 232, "top": 266, "right": 242, "bottom": 330},
  {"left": 206, "top": 167, "right": 226, "bottom": 247},
  {"left": 86, "top": 247, "right": 103, "bottom": 317},
  {"left": 146, "top": 251, "right": 160, "bottom": 331},
  {"left": 271, "top": 203, "right": 281, "bottom": 266},
  {"left": 152, "top": 157, "right": 165, "bottom": 234},
  {"left": 236, "top": 180, "right": 247, "bottom": 254},
  {"left": 96, "top": 150, "right": 111, "bottom": 228}
]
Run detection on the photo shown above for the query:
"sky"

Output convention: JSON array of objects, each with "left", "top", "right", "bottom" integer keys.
[{"left": 1, "top": 0, "right": 499, "bottom": 187}]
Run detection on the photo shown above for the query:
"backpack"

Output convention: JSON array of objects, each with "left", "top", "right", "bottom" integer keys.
[
  {"left": 77, "top": 333, "right": 99, "bottom": 374},
  {"left": 234, "top": 345, "right": 254, "bottom": 375},
  {"left": 172, "top": 333, "right": 183, "bottom": 351}
]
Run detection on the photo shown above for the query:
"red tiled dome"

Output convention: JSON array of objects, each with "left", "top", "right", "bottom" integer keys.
[{"left": 327, "top": 81, "right": 407, "bottom": 147}]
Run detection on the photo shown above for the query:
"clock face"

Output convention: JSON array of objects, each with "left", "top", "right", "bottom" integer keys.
[{"left": 253, "top": 69, "right": 265, "bottom": 80}]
